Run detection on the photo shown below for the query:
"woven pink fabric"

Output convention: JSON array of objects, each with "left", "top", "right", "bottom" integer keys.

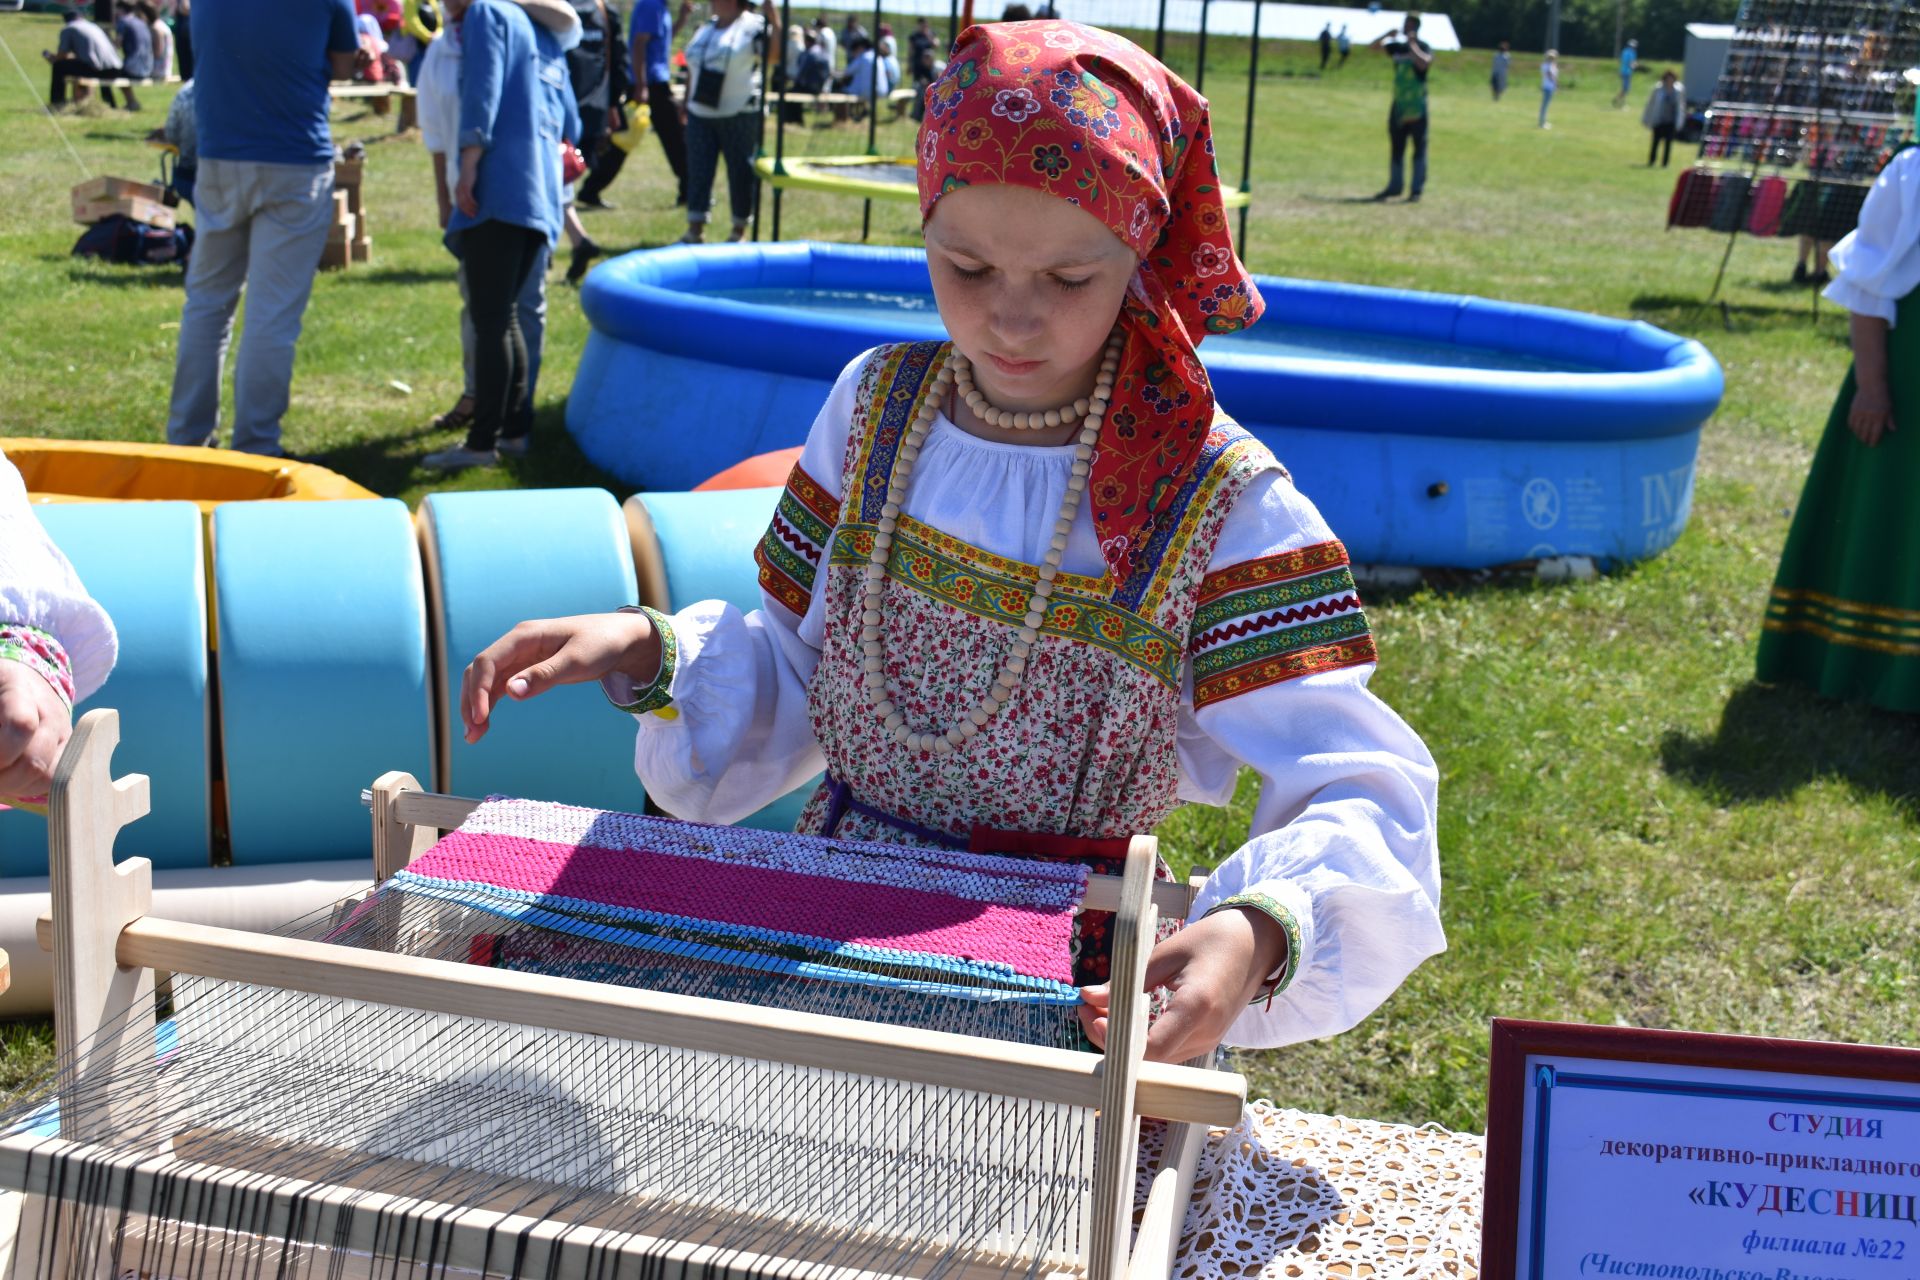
[{"left": 409, "top": 799, "right": 1086, "bottom": 984}]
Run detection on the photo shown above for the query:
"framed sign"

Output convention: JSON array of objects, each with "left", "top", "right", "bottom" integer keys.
[{"left": 1484, "top": 1019, "right": 1920, "bottom": 1280}]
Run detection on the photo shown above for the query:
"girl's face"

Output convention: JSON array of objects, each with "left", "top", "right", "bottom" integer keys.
[
  {"left": 924, "top": 183, "right": 1139, "bottom": 413},
  {"left": 712, "top": 0, "right": 743, "bottom": 23}
]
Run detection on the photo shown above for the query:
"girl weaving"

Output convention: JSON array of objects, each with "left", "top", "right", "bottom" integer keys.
[{"left": 461, "top": 19, "right": 1444, "bottom": 1064}]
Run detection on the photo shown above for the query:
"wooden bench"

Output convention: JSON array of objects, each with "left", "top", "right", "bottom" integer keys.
[
  {"left": 670, "top": 81, "right": 877, "bottom": 124},
  {"left": 71, "top": 74, "right": 179, "bottom": 104},
  {"left": 328, "top": 81, "right": 419, "bottom": 132}
]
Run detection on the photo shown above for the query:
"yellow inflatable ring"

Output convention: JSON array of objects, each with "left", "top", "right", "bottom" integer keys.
[{"left": 3, "top": 438, "right": 376, "bottom": 514}]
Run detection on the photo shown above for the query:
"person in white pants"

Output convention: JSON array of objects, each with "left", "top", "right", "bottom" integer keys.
[{"left": 164, "top": 0, "right": 361, "bottom": 457}]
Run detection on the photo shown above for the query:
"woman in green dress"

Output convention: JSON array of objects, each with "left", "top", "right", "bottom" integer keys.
[{"left": 1757, "top": 140, "right": 1920, "bottom": 710}]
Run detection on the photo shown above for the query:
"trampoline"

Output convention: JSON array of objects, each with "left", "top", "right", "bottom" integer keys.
[
  {"left": 571, "top": 242, "right": 1725, "bottom": 568},
  {"left": 753, "top": 0, "right": 1267, "bottom": 243},
  {"left": 754, "top": 153, "right": 1253, "bottom": 207}
]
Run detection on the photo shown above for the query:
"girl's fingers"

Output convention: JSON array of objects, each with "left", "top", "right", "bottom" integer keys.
[{"left": 1075, "top": 1002, "right": 1108, "bottom": 1050}]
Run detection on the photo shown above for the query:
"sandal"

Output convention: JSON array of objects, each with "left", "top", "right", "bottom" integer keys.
[{"left": 431, "top": 396, "right": 475, "bottom": 432}]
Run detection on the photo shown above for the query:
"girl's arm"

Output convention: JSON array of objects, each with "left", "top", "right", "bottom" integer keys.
[
  {"left": 0, "top": 451, "right": 118, "bottom": 801},
  {"left": 611, "top": 357, "right": 872, "bottom": 822},
  {"left": 1824, "top": 148, "right": 1920, "bottom": 451},
  {"left": 1147, "top": 469, "right": 1443, "bottom": 1055},
  {"left": 461, "top": 352, "right": 876, "bottom": 824},
  {"left": 1846, "top": 313, "right": 1895, "bottom": 447},
  {"left": 0, "top": 453, "right": 116, "bottom": 706}
]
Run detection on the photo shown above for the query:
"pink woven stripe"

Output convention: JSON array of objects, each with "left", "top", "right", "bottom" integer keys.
[{"left": 412, "top": 831, "right": 1079, "bottom": 984}]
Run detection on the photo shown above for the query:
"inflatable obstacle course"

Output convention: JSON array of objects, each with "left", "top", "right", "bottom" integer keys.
[
  {"left": 4, "top": 482, "right": 838, "bottom": 1010},
  {"left": 4, "top": 438, "right": 377, "bottom": 514}
]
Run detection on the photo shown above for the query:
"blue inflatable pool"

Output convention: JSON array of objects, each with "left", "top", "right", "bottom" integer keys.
[{"left": 572, "top": 244, "right": 1723, "bottom": 567}]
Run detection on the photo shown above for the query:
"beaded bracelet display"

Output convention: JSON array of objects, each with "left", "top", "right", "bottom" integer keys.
[
  {"left": 1204, "top": 890, "right": 1303, "bottom": 1009},
  {"left": 0, "top": 624, "right": 76, "bottom": 711},
  {"left": 602, "top": 606, "right": 679, "bottom": 718}
]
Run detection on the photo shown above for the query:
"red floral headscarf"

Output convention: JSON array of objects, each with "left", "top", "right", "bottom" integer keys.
[{"left": 917, "top": 19, "right": 1263, "bottom": 579}]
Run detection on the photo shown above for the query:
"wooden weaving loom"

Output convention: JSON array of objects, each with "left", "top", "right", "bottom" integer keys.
[{"left": 0, "top": 710, "right": 1246, "bottom": 1280}]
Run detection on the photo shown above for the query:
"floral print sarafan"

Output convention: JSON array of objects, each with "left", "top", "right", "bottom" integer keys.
[
  {"left": 791, "top": 342, "right": 1275, "bottom": 986},
  {"left": 917, "top": 19, "right": 1264, "bottom": 581}
]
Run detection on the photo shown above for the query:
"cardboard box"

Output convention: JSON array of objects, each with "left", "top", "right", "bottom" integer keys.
[
  {"left": 72, "top": 196, "right": 176, "bottom": 228},
  {"left": 71, "top": 176, "right": 166, "bottom": 214}
]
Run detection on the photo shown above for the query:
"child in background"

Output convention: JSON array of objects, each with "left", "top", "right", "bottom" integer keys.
[
  {"left": 463, "top": 18, "right": 1442, "bottom": 1076},
  {"left": 1539, "top": 49, "right": 1558, "bottom": 128}
]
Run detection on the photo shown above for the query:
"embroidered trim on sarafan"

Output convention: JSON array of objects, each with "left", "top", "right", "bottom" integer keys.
[
  {"left": 1191, "top": 542, "right": 1377, "bottom": 707},
  {"left": 1110, "top": 423, "right": 1275, "bottom": 615},
  {"left": 385, "top": 795, "right": 1088, "bottom": 1000},
  {"left": 755, "top": 459, "right": 839, "bottom": 615},
  {"left": 851, "top": 341, "right": 948, "bottom": 524},
  {"left": 829, "top": 517, "right": 1183, "bottom": 688},
  {"left": 1764, "top": 587, "right": 1920, "bottom": 656}
]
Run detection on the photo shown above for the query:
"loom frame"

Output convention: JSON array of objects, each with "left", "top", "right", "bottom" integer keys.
[{"left": 4, "top": 709, "right": 1242, "bottom": 1280}]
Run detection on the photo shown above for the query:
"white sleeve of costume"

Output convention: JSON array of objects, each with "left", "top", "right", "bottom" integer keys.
[
  {"left": 607, "top": 352, "right": 867, "bottom": 825},
  {"left": 1824, "top": 148, "right": 1920, "bottom": 328},
  {"left": 0, "top": 451, "right": 118, "bottom": 702},
  {"left": 1176, "top": 469, "right": 1444, "bottom": 1050}
]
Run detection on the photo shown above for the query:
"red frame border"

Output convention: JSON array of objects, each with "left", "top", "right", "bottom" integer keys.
[{"left": 1482, "top": 1018, "right": 1920, "bottom": 1280}]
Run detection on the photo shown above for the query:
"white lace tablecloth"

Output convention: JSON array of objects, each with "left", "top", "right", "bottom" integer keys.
[{"left": 1145, "top": 1103, "right": 1486, "bottom": 1280}]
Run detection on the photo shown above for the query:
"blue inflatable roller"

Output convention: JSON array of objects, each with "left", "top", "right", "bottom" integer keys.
[
  {"left": 214, "top": 499, "right": 434, "bottom": 865},
  {"left": 2, "top": 502, "right": 209, "bottom": 875},
  {"left": 419, "top": 489, "right": 646, "bottom": 812},
  {"left": 624, "top": 489, "right": 816, "bottom": 833}
]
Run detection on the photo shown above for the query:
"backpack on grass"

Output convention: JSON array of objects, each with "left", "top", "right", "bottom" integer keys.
[{"left": 71, "top": 215, "right": 194, "bottom": 268}]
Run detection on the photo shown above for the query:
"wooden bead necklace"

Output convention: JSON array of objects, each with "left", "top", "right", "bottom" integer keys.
[
  {"left": 863, "top": 329, "right": 1125, "bottom": 755},
  {"left": 951, "top": 350, "right": 1093, "bottom": 430}
]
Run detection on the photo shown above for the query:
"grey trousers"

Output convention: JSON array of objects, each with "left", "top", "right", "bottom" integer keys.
[
  {"left": 459, "top": 244, "right": 550, "bottom": 402},
  {"left": 166, "top": 158, "right": 334, "bottom": 456}
]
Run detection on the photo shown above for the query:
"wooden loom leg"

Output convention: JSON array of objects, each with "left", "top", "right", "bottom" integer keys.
[
  {"left": 48, "top": 709, "right": 155, "bottom": 1145},
  {"left": 1088, "top": 833, "right": 1159, "bottom": 1280},
  {"left": 1127, "top": 1121, "right": 1208, "bottom": 1280},
  {"left": 370, "top": 770, "right": 437, "bottom": 881},
  {"left": 1121, "top": 865, "right": 1217, "bottom": 1277}
]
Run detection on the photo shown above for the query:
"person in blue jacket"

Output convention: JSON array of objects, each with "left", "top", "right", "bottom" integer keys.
[{"left": 426, "top": 0, "right": 581, "bottom": 471}]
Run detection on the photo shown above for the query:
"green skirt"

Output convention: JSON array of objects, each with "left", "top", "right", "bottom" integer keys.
[{"left": 1756, "top": 290, "right": 1920, "bottom": 712}]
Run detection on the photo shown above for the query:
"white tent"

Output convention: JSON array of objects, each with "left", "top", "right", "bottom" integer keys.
[{"left": 1683, "top": 22, "right": 1734, "bottom": 107}]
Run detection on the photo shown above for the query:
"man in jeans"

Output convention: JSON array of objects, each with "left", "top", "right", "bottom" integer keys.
[
  {"left": 164, "top": 0, "right": 359, "bottom": 457},
  {"left": 43, "top": 10, "right": 123, "bottom": 108},
  {"left": 1369, "top": 13, "right": 1432, "bottom": 204}
]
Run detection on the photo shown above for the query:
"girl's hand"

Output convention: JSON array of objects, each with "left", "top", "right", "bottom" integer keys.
[
  {"left": 460, "top": 612, "right": 661, "bottom": 744},
  {"left": 1078, "top": 906, "right": 1289, "bottom": 1064},
  {"left": 0, "top": 662, "right": 74, "bottom": 805},
  {"left": 1847, "top": 384, "right": 1896, "bottom": 447}
]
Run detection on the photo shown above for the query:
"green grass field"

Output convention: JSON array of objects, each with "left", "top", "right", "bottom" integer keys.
[{"left": 0, "top": 12, "right": 1914, "bottom": 1132}]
